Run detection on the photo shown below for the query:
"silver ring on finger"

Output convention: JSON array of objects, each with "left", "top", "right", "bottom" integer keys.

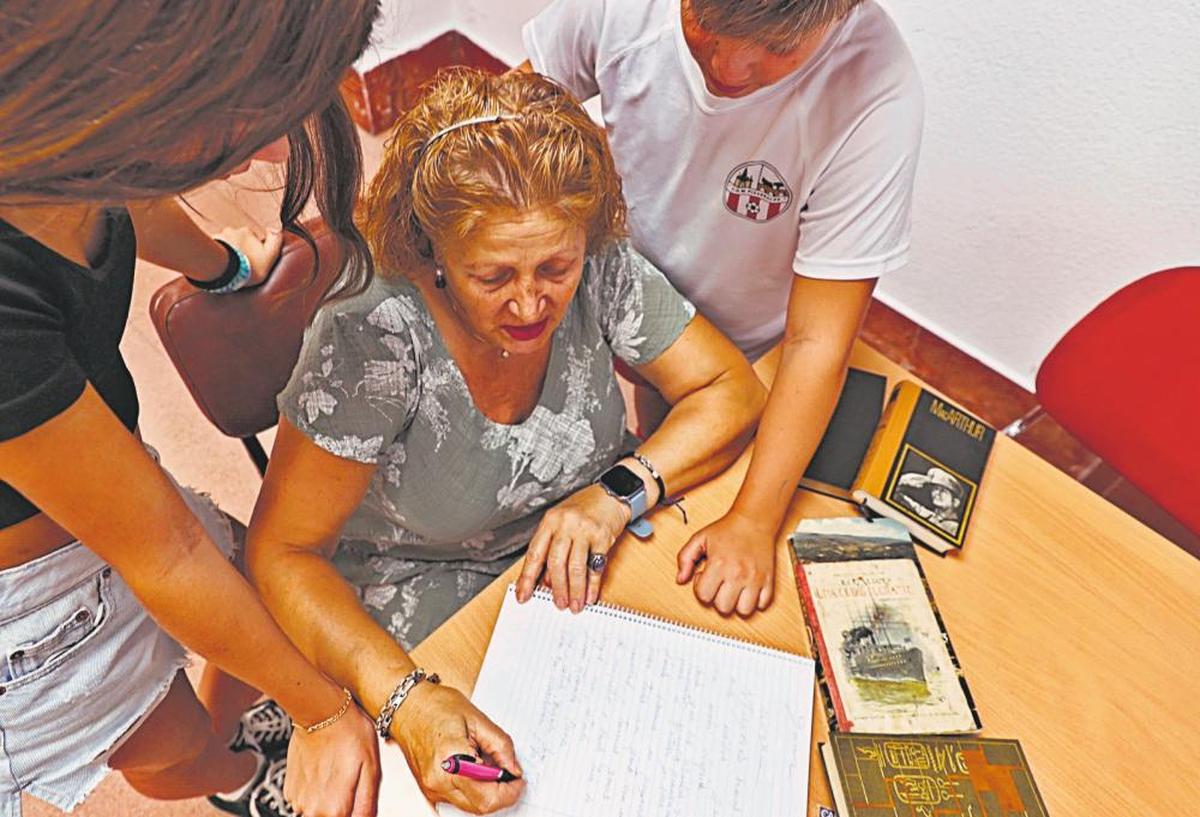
[{"left": 588, "top": 552, "right": 608, "bottom": 573}]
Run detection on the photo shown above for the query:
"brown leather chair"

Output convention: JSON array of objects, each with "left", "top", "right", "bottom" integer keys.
[{"left": 149, "top": 222, "right": 342, "bottom": 474}]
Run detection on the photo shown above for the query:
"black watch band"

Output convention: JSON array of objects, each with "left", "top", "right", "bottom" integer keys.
[{"left": 624, "top": 451, "right": 666, "bottom": 504}]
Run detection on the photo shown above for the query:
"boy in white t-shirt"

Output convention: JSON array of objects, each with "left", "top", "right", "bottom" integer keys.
[{"left": 520, "top": 0, "right": 923, "bottom": 617}]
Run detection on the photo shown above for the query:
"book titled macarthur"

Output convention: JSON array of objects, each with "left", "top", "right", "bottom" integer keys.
[{"left": 851, "top": 382, "right": 996, "bottom": 554}]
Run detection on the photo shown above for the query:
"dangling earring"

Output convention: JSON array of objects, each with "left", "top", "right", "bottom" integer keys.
[{"left": 434, "top": 268, "right": 446, "bottom": 289}]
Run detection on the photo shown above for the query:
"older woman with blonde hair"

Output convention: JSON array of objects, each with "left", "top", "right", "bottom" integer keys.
[{"left": 246, "top": 68, "right": 765, "bottom": 813}]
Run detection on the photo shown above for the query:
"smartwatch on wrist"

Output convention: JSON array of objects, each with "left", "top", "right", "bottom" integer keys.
[{"left": 596, "top": 463, "right": 654, "bottom": 538}]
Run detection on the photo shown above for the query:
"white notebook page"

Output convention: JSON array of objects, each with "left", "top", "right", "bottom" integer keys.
[
  {"left": 440, "top": 585, "right": 815, "bottom": 816},
  {"left": 378, "top": 737, "right": 438, "bottom": 817}
]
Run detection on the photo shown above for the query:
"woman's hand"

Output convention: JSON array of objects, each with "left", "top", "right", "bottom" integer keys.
[
  {"left": 214, "top": 224, "right": 283, "bottom": 287},
  {"left": 516, "top": 484, "right": 629, "bottom": 612},
  {"left": 676, "top": 509, "right": 777, "bottom": 617},
  {"left": 284, "top": 703, "right": 381, "bottom": 817},
  {"left": 393, "top": 684, "right": 524, "bottom": 814}
]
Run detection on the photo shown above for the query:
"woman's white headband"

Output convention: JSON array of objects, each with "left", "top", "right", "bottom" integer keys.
[{"left": 420, "top": 113, "right": 522, "bottom": 155}]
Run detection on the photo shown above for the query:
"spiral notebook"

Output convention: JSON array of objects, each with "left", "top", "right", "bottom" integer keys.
[{"left": 440, "top": 585, "right": 815, "bottom": 816}]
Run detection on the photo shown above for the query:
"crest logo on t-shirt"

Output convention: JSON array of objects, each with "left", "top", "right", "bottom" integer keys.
[{"left": 723, "top": 161, "right": 793, "bottom": 223}]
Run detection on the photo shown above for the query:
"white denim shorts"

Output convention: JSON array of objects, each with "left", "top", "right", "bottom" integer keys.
[{"left": 0, "top": 467, "right": 235, "bottom": 817}]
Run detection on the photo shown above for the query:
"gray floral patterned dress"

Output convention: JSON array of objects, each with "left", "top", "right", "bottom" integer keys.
[{"left": 279, "top": 240, "right": 695, "bottom": 649}]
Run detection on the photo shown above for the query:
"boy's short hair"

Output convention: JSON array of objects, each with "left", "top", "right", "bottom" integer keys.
[{"left": 690, "top": 0, "right": 866, "bottom": 51}]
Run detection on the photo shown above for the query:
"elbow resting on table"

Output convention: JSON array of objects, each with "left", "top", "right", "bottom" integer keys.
[
  {"left": 711, "top": 362, "right": 769, "bottom": 465},
  {"left": 737, "top": 366, "right": 769, "bottom": 442}
]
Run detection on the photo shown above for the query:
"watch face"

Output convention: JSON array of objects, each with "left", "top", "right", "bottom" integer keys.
[{"left": 600, "top": 464, "right": 643, "bottom": 498}]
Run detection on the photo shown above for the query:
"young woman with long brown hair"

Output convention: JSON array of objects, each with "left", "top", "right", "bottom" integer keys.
[{"left": 0, "top": 3, "right": 383, "bottom": 816}]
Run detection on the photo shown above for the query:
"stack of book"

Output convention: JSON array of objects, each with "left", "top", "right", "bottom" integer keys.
[
  {"left": 802, "top": 376, "right": 997, "bottom": 555},
  {"left": 791, "top": 517, "right": 1049, "bottom": 817}
]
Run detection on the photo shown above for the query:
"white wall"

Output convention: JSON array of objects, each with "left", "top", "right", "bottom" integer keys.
[
  {"left": 877, "top": 0, "right": 1200, "bottom": 388},
  {"left": 354, "top": 0, "right": 536, "bottom": 70},
  {"left": 354, "top": 0, "right": 457, "bottom": 71},
  {"left": 454, "top": 0, "right": 548, "bottom": 66},
  {"left": 369, "top": 0, "right": 1200, "bottom": 390}
]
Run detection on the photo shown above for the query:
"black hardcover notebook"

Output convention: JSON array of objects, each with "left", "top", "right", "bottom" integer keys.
[{"left": 801, "top": 368, "right": 888, "bottom": 500}]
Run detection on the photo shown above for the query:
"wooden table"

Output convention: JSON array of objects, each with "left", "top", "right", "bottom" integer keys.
[{"left": 389, "top": 342, "right": 1200, "bottom": 816}]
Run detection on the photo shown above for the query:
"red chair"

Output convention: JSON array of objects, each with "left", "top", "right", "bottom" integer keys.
[
  {"left": 149, "top": 222, "right": 342, "bottom": 474},
  {"left": 1035, "top": 267, "right": 1200, "bottom": 535}
]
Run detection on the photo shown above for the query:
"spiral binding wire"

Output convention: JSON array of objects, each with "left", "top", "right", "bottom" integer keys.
[{"left": 511, "top": 585, "right": 808, "bottom": 664}]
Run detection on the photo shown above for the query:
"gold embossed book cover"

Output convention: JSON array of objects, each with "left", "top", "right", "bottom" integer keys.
[{"left": 822, "top": 733, "right": 1049, "bottom": 817}]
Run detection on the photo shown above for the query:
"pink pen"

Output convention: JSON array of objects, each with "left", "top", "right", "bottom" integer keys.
[{"left": 441, "top": 753, "right": 520, "bottom": 783}]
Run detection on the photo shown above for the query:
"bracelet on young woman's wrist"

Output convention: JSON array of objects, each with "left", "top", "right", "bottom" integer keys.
[
  {"left": 375, "top": 667, "right": 441, "bottom": 739},
  {"left": 301, "top": 687, "right": 354, "bottom": 734},
  {"left": 186, "top": 239, "right": 252, "bottom": 294}
]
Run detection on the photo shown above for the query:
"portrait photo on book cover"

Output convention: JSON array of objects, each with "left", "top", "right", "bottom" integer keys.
[{"left": 888, "top": 447, "right": 976, "bottom": 542}]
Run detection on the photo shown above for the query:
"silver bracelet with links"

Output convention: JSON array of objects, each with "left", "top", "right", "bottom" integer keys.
[{"left": 375, "top": 667, "right": 440, "bottom": 739}]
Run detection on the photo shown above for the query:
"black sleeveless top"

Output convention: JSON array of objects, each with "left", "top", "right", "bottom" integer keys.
[{"left": 0, "top": 209, "right": 139, "bottom": 527}]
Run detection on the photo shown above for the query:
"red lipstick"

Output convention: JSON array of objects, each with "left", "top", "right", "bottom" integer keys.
[{"left": 502, "top": 318, "right": 549, "bottom": 342}]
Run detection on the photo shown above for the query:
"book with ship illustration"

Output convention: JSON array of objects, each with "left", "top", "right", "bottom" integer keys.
[
  {"left": 851, "top": 381, "right": 996, "bottom": 554},
  {"left": 790, "top": 517, "right": 981, "bottom": 734},
  {"left": 822, "top": 733, "right": 1049, "bottom": 817}
]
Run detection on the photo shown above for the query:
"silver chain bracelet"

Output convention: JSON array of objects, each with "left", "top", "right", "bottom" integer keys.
[{"left": 375, "top": 667, "right": 440, "bottom": 739}]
